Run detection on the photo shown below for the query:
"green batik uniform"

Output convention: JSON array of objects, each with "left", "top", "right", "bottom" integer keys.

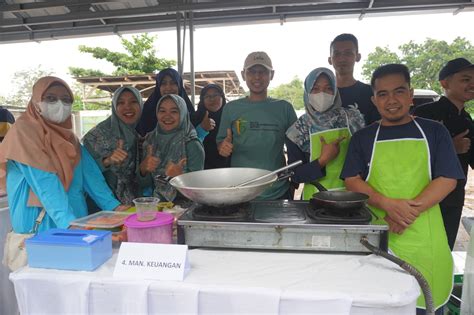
[{"left": 367, "top": 120, "right": 453, "bottom": 310}]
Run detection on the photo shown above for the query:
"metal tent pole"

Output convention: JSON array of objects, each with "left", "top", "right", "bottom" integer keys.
[{"left": 189, "top": 10, "right": 195, "bottom": 105}]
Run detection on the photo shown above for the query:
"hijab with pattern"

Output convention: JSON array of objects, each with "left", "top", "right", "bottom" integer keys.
[
  {"left": 136, "top": 68, "right": 198, "bottom": 136},
  {"left": 143, "top": 94, "right": 198, "bottom": 200},
  {"left": 0, "top": 76, "right": 80, "bottom": 207},
  {"left": 83, "top": 86, "right": 143, "bottom": 204},
  {"left": 286, "top": 67, "right": 365, "bottom": 153}
]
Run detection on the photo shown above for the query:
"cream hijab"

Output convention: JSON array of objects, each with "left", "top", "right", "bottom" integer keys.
[{"left": 0, "top": 76, "right": 81, "bottom": 206}]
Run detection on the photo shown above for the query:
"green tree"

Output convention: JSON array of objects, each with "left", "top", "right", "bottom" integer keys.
[
  {"left": 70, "top": 83, "right": 111, "bottom": 111},
  {"left": 362, "top": 47, "right": 401, "bottom": 81},
  {"left": 69, "top": 33, "right": 175, "bottom": 77},
  {"left": 7, "top": 66, "right": 53, "bottom": 107},
  {"left": 68, "top": 68, "right": 106, "bottom": 78},
  {"left": 362, "top": 37, "right": 474, "bottom": 94},
  {"left": 268, "top": 76, "right": 304, "bottom": 109}
]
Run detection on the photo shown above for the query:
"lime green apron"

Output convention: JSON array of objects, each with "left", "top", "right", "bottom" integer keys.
[
  {"left": 367, "top": 120, "right": 453, "bottom": 309},
  {"left": 302, "top": 113, "right": 351, "bottom": 200}
]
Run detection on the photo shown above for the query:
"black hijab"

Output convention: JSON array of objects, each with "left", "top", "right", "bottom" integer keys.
[
  {"left": 136, "top": 68, "right": 199, "bottom": 136},
  {"left": 197, "top": 84, "right": 230, "bottom": 169}
]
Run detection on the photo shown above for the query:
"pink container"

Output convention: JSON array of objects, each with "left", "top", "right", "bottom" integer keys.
[{"left": 124, "top": 213, "right": 174, "bottom": 244}]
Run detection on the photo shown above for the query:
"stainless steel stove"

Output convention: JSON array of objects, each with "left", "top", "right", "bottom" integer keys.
[{"left": 177, "top": 200, "right": 388, "bottom": 254}]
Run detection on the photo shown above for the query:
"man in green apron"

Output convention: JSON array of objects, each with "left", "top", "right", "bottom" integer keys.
[{"left": 341, "top": 64, "right": 465, "bottom": 313}]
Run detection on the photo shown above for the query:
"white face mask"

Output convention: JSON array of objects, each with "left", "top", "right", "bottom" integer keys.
[
  {"left": 308, "top": 92, "right": 335, "bottom": 113},
  {"left": 38, "top": 100, "right": 72, "bottom": 124}
]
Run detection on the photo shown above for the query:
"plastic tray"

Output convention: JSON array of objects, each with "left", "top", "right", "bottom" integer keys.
[{"left": 70, "top": 211, "right": 131, "bottom": 229}]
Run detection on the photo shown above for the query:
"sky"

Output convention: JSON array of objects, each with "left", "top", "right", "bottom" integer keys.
[{"left": 1, "top": 10, "right": 473, "bottom": 99}]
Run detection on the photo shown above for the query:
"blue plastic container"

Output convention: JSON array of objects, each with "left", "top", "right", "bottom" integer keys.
[{"left": 25, "top": 228, "right": 112, "bottom": 271}]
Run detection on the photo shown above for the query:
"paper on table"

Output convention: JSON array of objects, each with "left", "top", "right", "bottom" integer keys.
[{"left": 113, "top": 242, "right": 189, "bottom": 281}]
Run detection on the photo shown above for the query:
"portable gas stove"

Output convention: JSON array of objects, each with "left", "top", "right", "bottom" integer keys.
[{"left": 177, "top": 200, "right": 388, "bottom": 254}]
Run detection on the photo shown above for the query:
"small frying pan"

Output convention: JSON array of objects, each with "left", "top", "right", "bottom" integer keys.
[{"left": 310, "top": 181, "right": 369, "bottom": 211}]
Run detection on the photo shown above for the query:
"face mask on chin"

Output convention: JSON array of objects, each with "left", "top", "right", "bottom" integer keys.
[
  {"left": 38, "top": 100, "right": 72, "bottom": 124},
  {"left": 308, "top": 92, "right": 335, "bottom": 113}
]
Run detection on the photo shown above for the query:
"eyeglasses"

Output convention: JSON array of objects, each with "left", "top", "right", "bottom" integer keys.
[
  {"left": 204, "top": 94, "right": 221, "bottom": 100},
  {"left": 42, "top": 94, "right": 73, "bottom": 105}
]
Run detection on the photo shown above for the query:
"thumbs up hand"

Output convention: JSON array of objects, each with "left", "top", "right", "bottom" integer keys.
[
  {"left": 218, "top": 128, "right": 233, "bottom": 157},
  {"left": 139, "top": 144, "right": 160, "bottom": 176},
  {"left": 200, "top": 111, "right": 216, "bottom": 131},
  {"left": 165, "top": 158, "right": 187, "bottom": 177},
  {"left": 103, "top": 139, "right": 128, "bottom": 167},
  {"left": 453, "top": 129, "right": 471, "bottom": 154},
  {"left": 318, "top": 135, "right": 345, "bottom": 167}
]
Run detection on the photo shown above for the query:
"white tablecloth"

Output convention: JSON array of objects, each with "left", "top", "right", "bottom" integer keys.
[
  {"left": 1, "top": 197, "right": 19, "bottom": 315},
  {"left": 461, "top": 227, "right": 474, "bottom": 314},
  {"left": 10, "top": 247, "right": 419, "bottom": 315}
]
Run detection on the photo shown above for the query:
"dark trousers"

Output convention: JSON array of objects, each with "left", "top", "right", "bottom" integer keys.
[{"left": 439, "top": 202, "right": 464, "bottom": 250}]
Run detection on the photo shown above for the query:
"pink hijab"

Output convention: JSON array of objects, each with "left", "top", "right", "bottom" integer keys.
[{"left": 0, "top": 76, "right": 81, "bottom": 206}]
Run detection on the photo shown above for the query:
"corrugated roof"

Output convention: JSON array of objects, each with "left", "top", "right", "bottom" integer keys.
[
  {"left": 1, "top": 0, "right": 473, "bottom": 43},
  {"left": 74, "top": 70, "right": 245, "bottom": 102}
]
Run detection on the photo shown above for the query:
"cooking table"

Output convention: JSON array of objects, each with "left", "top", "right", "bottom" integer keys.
[{"left": 10, "top": 248, "right": 419, "bottom": 314}]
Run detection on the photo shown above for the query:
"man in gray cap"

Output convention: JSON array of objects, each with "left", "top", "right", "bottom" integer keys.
[
  {"left": 216, "top": 51, "right": 297, "bottom": 200},
  {"left": 414, "top": 57, "right": 474, "bottom": 250}
]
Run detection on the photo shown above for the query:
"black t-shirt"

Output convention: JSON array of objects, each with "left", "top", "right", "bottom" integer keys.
[
  {"left": 414, "top": 97, "right": 474, "bottom": 206},
  {"left": 338, "top": 81, "right": 381, "bottom": 126},
  {"left": 203, "top": 131, "right": 230, "bottom": 169}
]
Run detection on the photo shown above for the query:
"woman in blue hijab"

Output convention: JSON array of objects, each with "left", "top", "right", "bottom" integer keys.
[
  {"left": 136, "top": 68, "right": 207, "bottom": 137},
  {"left": 286, "top": 67, "right": 365, "bottom": 200}
]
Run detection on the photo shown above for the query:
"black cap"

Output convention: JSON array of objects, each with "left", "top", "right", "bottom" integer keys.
[{"left": 439, "top": 58, "right": 474, "bottom": 80}]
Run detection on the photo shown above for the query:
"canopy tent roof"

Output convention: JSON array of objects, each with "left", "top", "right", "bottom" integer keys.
[
  {"left": 1, "top": 0, "right": 473, "bottom": 44},
  {"left": 74, "top": 70, "right": 245, "bottom": 103}
]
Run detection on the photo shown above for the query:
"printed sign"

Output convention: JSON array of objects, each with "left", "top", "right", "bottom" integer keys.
[{"left": 113, "top": 242, "right": 189, "bottom": 281}]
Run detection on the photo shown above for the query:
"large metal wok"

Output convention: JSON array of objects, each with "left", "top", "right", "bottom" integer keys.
[{"left": 168, "top": 161, "right": 301, "bottom": 207}]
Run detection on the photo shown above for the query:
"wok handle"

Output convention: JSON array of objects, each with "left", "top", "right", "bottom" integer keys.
[
  {"left": 277, "top": 170, "right": 294, "bottom": 181},
  {"left": 310, "top": 181, "right": 328, "bottom": 192},
  {"left": 232, "top": 160, "right": 303, "bottom": 188},
  {"left": 154, "top": 175, "right": 172, "bottom": 185}
]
